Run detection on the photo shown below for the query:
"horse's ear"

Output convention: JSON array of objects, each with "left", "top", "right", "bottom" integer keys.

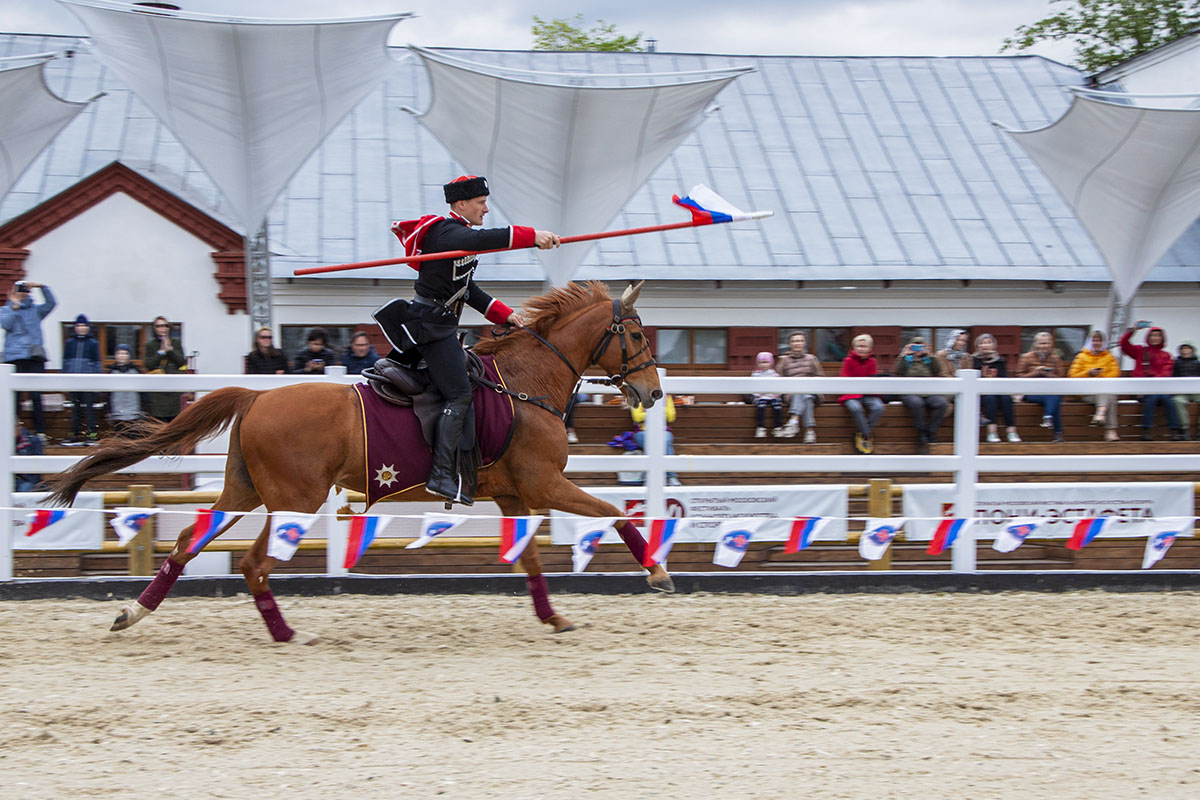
[{"left": 619, "top": 280, "right": 645, "bottom": 315}]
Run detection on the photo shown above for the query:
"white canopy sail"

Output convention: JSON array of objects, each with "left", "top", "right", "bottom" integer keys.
[
  {"left": 999, "top": 90, "right": 1200, "bottom": 304},
  {"left": 412, "top": 46, "right": 751, "bottom": 286},
  {"left": 0, "top": 54, "right": 88, "bottom": 200},
  {"left": 61, "top": 0, "right": 408, "bottom": 232}
]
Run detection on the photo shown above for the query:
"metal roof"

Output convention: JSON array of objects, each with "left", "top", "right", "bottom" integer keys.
[{"left": 2, "top": 33, "right": 1198, "bottom": 284}]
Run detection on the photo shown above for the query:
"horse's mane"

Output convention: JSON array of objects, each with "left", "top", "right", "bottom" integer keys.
[{"left": 473, "top": 281, "right": 611, "bottom": 355}]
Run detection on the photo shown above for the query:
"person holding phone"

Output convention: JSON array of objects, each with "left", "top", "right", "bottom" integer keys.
[
  {"left": 1069, "top": 330, "right": 1121, "bottom": 440},
  {"left": 1120, "top": 322, "right": 1184, "bottom": 440},
  {"left": 892, "top": 335, "right": 948, "bottom": 449},
  {"left": 143, "top": 315, "right": 186, "bottom": 423},
  {"left": 1, "top": 280, "right": 56, "bottom": 441},
  {"left": 1017, "top": 331, "right": 1066, "bottom": 442},
  {"left": 291, "top": 327, "right": 337, "bottom": 374},
  {"left": 973, "top": 333, "right": 1020, "bottom": 443}
]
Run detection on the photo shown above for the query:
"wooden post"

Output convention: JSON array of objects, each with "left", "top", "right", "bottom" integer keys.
[
  {"left": 127, "top": 484, "right": 155, "bottom": 576},
  {"left": 866, "top": 478, "right": 893, "bottom": 571}
]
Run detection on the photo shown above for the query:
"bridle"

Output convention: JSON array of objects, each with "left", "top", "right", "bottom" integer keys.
[{"left": 477, "top": 298, "right": 657, "bottom": 418}]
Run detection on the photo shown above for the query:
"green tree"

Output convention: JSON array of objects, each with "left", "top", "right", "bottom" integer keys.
[
  {"left": 531, "top": 14, "right": 643, "bottom": 52},
  {"left": 1002, "top": 0, "right": 1200, "bottom": 72}
]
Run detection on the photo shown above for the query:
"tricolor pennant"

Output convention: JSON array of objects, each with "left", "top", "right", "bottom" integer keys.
[
  {"left": 187, "top": 509, "right": 229, "bottom": 554},
  {"left": 500, "top": 516, "right": 544, "bottom": 564},
  {"left": 1066, "top": 517, "right": 1111, "bottom": 551},
  {"left": 344, "top": 515, "right": 390, "bottom": 569},
  {"left": 25, "top": 508, "right": 77, "bottom": 537},
  {"left": 927, "top": 518, "right": 970, "bottom": 556},
  {"left": 785, "top": 516, "right": 831, "bottom": 553},
  {"left": 643, "top": 518, "right": 690, "bottom": 568}
]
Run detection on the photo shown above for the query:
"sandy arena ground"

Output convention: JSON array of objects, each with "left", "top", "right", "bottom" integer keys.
[{"left": 2, "top": 590, "right": 1198, "bottom": 799}]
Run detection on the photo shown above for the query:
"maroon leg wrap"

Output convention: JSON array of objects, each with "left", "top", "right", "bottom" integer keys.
[
  {"left": 136, "top": 557, "right": 184, "bottom": 611},
  {"left": 617, "top": 520, "right": 648, "bottom": 565},
  {"left": 253, "top": 591, "right": 295, "bottom": 642},
  {"left": 525, "top": 574, "right": 555, "bottom": 620}
]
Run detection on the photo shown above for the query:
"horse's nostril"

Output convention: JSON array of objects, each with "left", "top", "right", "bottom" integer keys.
[{"left": 651, "top": 388, "right": 664, "bottom": 400}]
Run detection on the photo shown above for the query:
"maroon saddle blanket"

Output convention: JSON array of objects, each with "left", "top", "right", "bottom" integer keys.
[{"left": 352, "top": 354, "right": 516, "bottom": 507}]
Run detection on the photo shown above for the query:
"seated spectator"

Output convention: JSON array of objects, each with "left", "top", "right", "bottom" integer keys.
[
  {"left": 892, "top": 335, "right": 948, "bottom": 447},
  {"left": 1173, "top": 341, "right": 1200, "bottom": 440},
  {"left": 1069, "top": 330, "right": 1121, "bottom": 441},
  {"left": 777, "top": 331, "right": 823, "bottom": 443},
  {"left": 563, "top": 391, "right": 589, "bottom": 444},
  {"left": 62, "top": 313, "right": 101, "bottom": 445},
  {"left": 292, "top": 327, "right": 337, "bottom": 374},
  {"left": 1120, "top": 323, "right": 1184, "bottom": 440},
  {"left": 108, "top": 343, "right": 142, "bottom": 435},
  {"left": 14, "top": 420, "right": 42, "bottom": 492},
  {"left": 342, "top": 332, "right": 380, "bottom": 376},
  {"left": 751, "top": 351, "right": 784, "bottom": 438},
  {"left": 974, "top": 333, "right": 1020, "bottom": 443},
  {"left": 936, "top": 329, "right": 971, "bottom": 376},
  {"left": 1018, "top": 330, "right": 1066, "bottom": 442},
  {"left": 839, "top": 334, "right": 885, "bottom": 454},
  {"left": 246, "top": 327, "right": 287, "bottom": 374},
  {"left": 630, "top": 396, "right": 680, "bottom": 485}
]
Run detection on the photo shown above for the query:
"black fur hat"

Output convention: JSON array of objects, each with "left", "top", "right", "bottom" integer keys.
[{"left": 443, "top": 175, "right": 489, "bottom": 204}]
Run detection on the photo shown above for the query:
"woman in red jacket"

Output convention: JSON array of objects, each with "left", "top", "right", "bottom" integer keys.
[
  {"left": 839, "top": 334, "right": 885, "bottom": 454},
  {"left": 1120, "top": 324, "right": 1184, "bottom": 440}
]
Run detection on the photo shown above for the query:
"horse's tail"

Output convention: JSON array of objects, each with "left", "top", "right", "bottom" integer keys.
[{"left": 42, "top": 386, "right": 261, "bottom": 507}]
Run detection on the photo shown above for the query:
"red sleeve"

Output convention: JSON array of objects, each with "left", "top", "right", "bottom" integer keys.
[
  {"left": 510, "top": 226, "right": 536, "bottom": 249},
  {"left": 484, "top": 298, "right": 515, "bottom": 325},
  {"left": 1118, "top": 329, "right": 1138, "bottom": 359}
]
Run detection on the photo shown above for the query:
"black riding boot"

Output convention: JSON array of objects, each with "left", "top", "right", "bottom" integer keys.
[{"left": 426, "top": 396, "right": 475, "bottom": 506}]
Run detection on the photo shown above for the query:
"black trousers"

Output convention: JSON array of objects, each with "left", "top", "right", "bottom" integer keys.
[{"left": 10, "top": 358, "right": 45, "bottom": 434}]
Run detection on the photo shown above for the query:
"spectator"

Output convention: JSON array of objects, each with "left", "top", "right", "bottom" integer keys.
[
  {"left": 630, "top": 396, "right": 680, "bottom": 485},
  {"left": 936, "top": 329, "right": 971, "bottom": 376},
  {"left": 245, "top": 326, "right": 287, "bottom": 374},
  {"left": 563, "top": 391, "right": 589, "bottom": 444},
  {"left": 62, "top": 314, "right": 102, "bottom": 445},
  {"left": 839, "top": 333, "right": 885, "bottom": 455},
  {"left": 892, "top": 335, "right": 948, "bottom": 447},
  {"left": 1068, "top": 330, "right": 1121, "bottom": 442},
  {"left": 14, "top": 420, "right": 42, "bottom": 492},
  {"left": 143, "top": 315, "right": 187, "bottom": 423},
  {"left": 974, "top": 333, "right": 1020, "bottom": 443},
  {"left": 108, "top": 343, "right": 142, "bottom": 435},
  {"left": 341, "top": 332, "right": 380, "bottom": 375},
  {"left": 1, "top": 280, "right": 56, "bottom": 441},
  {"left": 776, "top": 331, "right": 824, "bottom": 443},
  {"left": 292, "top": 327, "right": 337, "bottom": 374},
  {"left": 751, "top": 351, "right": 784, "bottom": 438},
  {"left": 1172, "top": 341, "right": 1199, "bottom": 440},
  {"left": 1120, "top": 323, "right": 1184, "bottom": 441},
  {"left": 1017, "top": 331, "right": 1066, "bottom": 443}
]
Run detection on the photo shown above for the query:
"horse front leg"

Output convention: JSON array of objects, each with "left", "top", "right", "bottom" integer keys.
[{"left": 494, "top": 495, "right": 576, "bottom": 633}]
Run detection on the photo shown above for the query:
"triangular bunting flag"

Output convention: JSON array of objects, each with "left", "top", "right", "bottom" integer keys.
[
  {"left": 1141, "top": 517, "right": 1194, "bottom": 569},
  {"left": 714, "top": 518, "right": 772, "bottom": 568},
  {"left": 500, "top": 516, "right": 544, "bottom": 563},
  {"left": 267, "top": 512, "right": 320, "bottom": 562},
  {"left": 25, "top": 508, "right": 79, "bottom": 537},
  {"left": 187, "top": 509, "right": 229, "bottom": 554},
  {"left": 643, "top": 518, "right": 690, "bottom": 568},
  {"left": 859, "top": 518, "right": 906, "bottom": 561},
  {"left": 927, "top": 518, "right": 971, "bottom": 556},
  {"left": 786, "top": 516, "right": 833, "bottom": 553},
  {"left": 406, "top": 512, "right": 470, "bottom": 549},
  {"left": 992, "top": 517, "right": 1044, "bottom": 554},
  {"left": 109, "top": 507, "right": 160, "bottom": 546},
  {"left": 563, "top": 516, "right": 618, "bottom": 573},
  {"left": 1066, "top": 517, "right": 1112, "bottom": 551},
  {"left": 345, "top": 515, "right": 391, "bottom": 569}
]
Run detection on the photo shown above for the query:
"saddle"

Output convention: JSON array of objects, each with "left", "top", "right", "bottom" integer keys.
[{"left": 360, "top": 350, "right": 488, "bottom": 448}]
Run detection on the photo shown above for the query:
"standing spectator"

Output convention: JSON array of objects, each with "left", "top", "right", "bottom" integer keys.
[
  {"left": 341, "top": 332, "right": 380, "bottom": 375},
  {"left": 1068, "top": 330, "right": 1121, "bottom": 442},
  {"left": 839, "top": 334, "right": 885, "bottom": 455},
  {"left": 892, "top": 335, "right": 948, "bottom": 447},
  {"left": 143, "top": 315, "right": 186, "bottom": 423},
  {"left": 1172, "top": 341, "right": 1200, "bottom": 440},
  {"left": 1120, "top": 323, "right": 1184, "bottom": 441},
  {"left": 631, "top": 396, "right": 680, "bottom": 485},
  {"left": 1018, "top": 331, "right": 1067, "bottom": 443},
  {"left": 750, "top": 351, "right": 784, "bottom": 438},
  {"left": 62, "top": 313, "right": 102, "bottom": 445},
  {"left": 936, "top": 329, "right": 971, "bottom": 376},
  {"left": 777, "top": 331, "right": 824, "bottom": 443},
  {"left": 1, "top": 280, "right": 55, "bottom": 441},
  {"left": 108, "top": 343, "right": 142, "bottom": 435},
  {"left": 563, "top": 391, "right": 589, "bottom": 444},
  {"left": 974, "top": 333, "right": 1020, "bottom": 443},
  {"left": 245, "top": 327, "right": 287, "bottom": 374},
  {"left": 292, "top": 327, "right": 337, "bottom": 374},
  {"left": 14, "top": 420, "right": 42, "bottom": 492}
]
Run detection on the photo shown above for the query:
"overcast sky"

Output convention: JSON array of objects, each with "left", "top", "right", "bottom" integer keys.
[{"left": 0, "top": 0, "right": 1077, "bottom": 63}]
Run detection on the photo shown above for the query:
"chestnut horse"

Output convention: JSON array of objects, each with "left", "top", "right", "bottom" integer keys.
[{"left": 44, "top": 281, "right": 670, "bottom": 644}]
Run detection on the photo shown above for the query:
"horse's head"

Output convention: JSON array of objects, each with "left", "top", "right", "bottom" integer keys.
[{"left": 593, "top": 280, "right": 663, "bottom": 409}]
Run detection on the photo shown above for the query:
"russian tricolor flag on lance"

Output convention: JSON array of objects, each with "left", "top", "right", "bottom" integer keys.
[
  {"left": 187, "top": 509, "right": 229, "bottom": 554},
  {"left": 926, "top": 518, "right": 972, "bottom": 556},
  {"left": 785, "top": 516, "right": 833, "bottom": 553},
  {"left": 1141, "top": 517, "right": 1194, "bottom": 570},
  {"left": 1066, "top": 517, "right": 1112, "bottom": 551},
  {"left": 109, "top": 507, "right": 160, "bottom": 546},
  {"left": 267, "top": 512, "right": 320, "bottom": 562},
  {"left": 672, "top": 185, "right": 773, "bottom": 226},
  {"left": 500, "top": 516, "right": 545, "bottom": 564},
  {"left": 643, "top": 518, "right": 691, "bottom": 568},
  {"left": 344, "top": 515, "right": 391, "bottom": 569},
  {"left": 25, "top": 508, "right": 80, "bottom": 537}
]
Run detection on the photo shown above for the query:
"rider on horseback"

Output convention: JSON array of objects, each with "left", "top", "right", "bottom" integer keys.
[{"left": 373, "top": 175, "right": 560, "bottom": 506}]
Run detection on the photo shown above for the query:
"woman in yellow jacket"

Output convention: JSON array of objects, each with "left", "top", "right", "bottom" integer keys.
[
  {"left": 631, "top": 396, "right": 681, "bottom": 485},
  {"left": 1069, "top": 330, "right": 1121, "bottom": 440}
]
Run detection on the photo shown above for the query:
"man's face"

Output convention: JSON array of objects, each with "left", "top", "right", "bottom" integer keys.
[
  {"left": 308, "top": 339, "right": 325, "bottom": 352},
  {"left": 74, "top": 322, "right": 89, "bottom": 336},
  {"left": 789, "top": 334, "right": 806, "bottom": 353},
  {"left": 1034, "top": 336, "right": 1051, "bottom": 353},
  {"left": 455, "top": 195, "right": 489, "bottom": 226},
  {"left": 351, "top": 338, "right": 370, "bottom": 356}
]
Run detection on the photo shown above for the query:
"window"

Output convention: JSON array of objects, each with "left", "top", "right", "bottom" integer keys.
[
  {"left": 1020, "top": 326, "right": 1089, "bottom": 360},
  {"left": 655, "top": 328, "right": 727, "bottom": 365},
  {"left": 777, "top": 328, "right": 849, "bottom": 363}
]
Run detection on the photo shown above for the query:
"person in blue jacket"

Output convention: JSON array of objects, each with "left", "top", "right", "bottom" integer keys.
[
  {"left": 63, "top": 313, "right": 102, "bottom": 444},
  {"left": 1, "top": 280, "right": 56, "bottom": 440}
]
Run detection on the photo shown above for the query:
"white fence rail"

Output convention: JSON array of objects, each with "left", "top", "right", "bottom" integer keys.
[{"left": 2, "top": 364, "right": 1199, "bottom": 579}]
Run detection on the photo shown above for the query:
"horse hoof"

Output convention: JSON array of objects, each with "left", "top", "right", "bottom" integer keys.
[
  {"left": 110, "top": 601, "right": 149, "bottom": 631},
  {"left": 552, "top": 620, "right": 577, "bottom": 633},
  {"left": 289, "top": 630, "right": 319, "bottom": 645},
  {"left": 647, "top": 572, "right": 675, "bottom": 594}
]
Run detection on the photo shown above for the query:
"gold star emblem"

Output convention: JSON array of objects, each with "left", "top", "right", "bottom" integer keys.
[{"left": 374, "top": 465, "right": 397, "bottom": 487}]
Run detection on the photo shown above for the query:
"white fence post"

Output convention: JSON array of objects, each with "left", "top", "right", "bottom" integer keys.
[
  {"left": 324, "top": 485, "right": 348, "bottom": 576},
  {"left": 952, "top": 369, "right": 981, "bottom": 573},
  {"left": 0, "top": 363, "right": 13, "bottom": 580},
  {"left": 644, "top": 368, "right": 668, "bottom": 518}
]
